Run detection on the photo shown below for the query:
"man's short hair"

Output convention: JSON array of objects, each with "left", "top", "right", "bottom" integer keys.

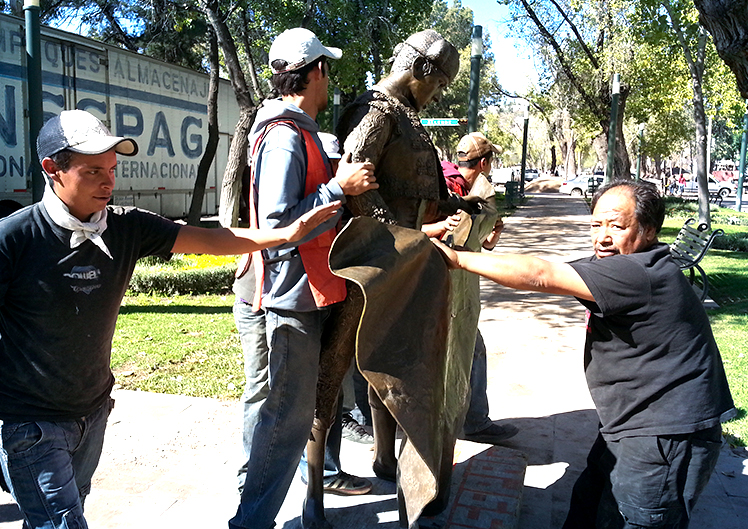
[
  {"left": 592, "top": 179, "right": 666, "bottom": 233},
  {"left": 271, "top": 57, "right": 327, "bottom": 96},
  {"left": 389, "top": 30, "right": 459, "bottom": 82},
  {"left": 49, "top": 149, "right": 75, "bottom": 172}
]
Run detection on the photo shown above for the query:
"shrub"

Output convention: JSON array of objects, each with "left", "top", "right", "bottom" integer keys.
[{"left": 129, "top": 254, "right": 238, "bottom": 295}]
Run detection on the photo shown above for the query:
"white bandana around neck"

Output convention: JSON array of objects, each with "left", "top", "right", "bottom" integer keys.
[{"left": 42, "top": 184, "right": 113, "bottom": 259}]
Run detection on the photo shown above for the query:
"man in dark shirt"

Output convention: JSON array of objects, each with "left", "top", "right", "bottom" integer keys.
[
  {"left": 0, "top": 109, "right": 357, "bottom": 529},
  {"left": 433, "top": 179, "right": 735, "bottom": 528}
]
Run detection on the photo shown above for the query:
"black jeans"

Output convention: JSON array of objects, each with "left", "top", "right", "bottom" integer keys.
[{"left": 563, "top": 426, "right": 722, "bottom": 528}]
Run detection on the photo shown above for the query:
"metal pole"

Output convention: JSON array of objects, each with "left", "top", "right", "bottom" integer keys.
[
  {"left": 25, "top": 0, "right": 44, "bottom": 203},
  {"left": 636, "top": 124, "right": 644, "bottom": 181},
  {"left": 706, "top": 115, "right": 713, "bottom": 179},
  {"left": 736, "top": 99, "right": 748, "bottom": 212},
  {"left": 333, "top": 87, "right": 340, "bottom": 133},
  {"left": 605, "top": 73, "right": 620, "bottom": 184},
  {"left": 467, "top": 25, "right": 482, "bottom": 133},
  {"left": 520, "top": 102, "right": 529, "bottom": 197}
]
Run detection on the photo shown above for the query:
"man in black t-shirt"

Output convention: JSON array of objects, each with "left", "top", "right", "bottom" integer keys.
[
  {"left": 433, "top": 179, "right": 735, "bottom": 529},
  {"left": 0, "top": 110, "right": 352, "bottom": 529}
]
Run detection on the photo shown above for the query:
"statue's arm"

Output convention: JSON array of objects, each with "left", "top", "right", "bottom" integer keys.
[{"left": 341, "top": 107, "right": 398, "bottom": 224}]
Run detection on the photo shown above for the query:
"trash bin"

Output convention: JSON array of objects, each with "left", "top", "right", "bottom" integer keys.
[
  {"left": 505, "top": 181, "right": 519, "bottom": 207},
  {"left": 587, "top": 177, "right": 599, "bottom": 197}
]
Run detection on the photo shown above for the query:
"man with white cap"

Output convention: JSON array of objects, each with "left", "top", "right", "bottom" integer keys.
[
  {"left": 229, "top": 28, "right": 377, "bottom": 529},
  {"left": 0, "top": 109, "right": 356, "bottom": 529}
]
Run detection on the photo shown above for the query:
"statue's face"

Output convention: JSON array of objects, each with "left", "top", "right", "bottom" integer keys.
[{"left": 411, "top": 68, "right": 451, "bottom": 112}]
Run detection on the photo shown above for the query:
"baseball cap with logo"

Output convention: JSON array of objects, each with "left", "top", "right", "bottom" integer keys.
[
  {"left": 37, "top": 110, "right": 138, "bottom": 163},
  {"left": 456, "top": 132, "right": 500, "bottom": 162},
  {"left": 269, "top": 28, "right": 342, "bottom": 74},
  {"left": 317, "top": 132, "right": 342, "bottom": 160}
]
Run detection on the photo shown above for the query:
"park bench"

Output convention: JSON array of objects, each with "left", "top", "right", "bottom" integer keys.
[
  {"left": 669, "top": 218, "right": 724, "bottom": 301},
  {"left": 709, "top": 191, "right": 723, "bottom": 206}
]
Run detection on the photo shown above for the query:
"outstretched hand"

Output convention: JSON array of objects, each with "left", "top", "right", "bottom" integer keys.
[
  {"left": 430, "top": 237, "right": 462, "bottom": 270},
  {"left": 334, "top": 153, "right": 378, "bottom": 196},
  {"left": 286, "top": 201, "right": 342, "bottom": 242}
]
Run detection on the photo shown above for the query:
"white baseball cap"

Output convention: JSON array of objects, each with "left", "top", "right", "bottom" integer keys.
[
  {"left": 317, "top": 132, "right": 341, "bottom": 160},
  {"left": 37, "top": 110, "right": 138, "bottom": 162},
  {"left": 269, "top": 28, "right": 342, "bottom": 74}
]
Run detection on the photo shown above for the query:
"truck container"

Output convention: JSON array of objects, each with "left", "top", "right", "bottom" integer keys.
[{"left": 0, "top": 12, "right": 240, "bottom": 218}]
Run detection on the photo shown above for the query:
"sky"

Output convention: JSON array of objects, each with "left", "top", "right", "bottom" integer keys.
[{"left": 460, "top": 0, "right": 539, "bottom": 95}]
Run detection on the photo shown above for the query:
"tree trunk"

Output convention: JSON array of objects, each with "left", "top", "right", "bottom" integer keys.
[
  {"left": 693, "top": 0, "right": 748, "bottom": 99},
  {"left": 188, "top": 29, "right": 220, "bottom": 226},
  {"left": 593, "top": 90, "right": 631, "bottom": 180},
  {"left": 200, "top": 0, "right": 257, "bottom": 227},
  {"left": 663, "top": 1, "right": 711, "bottom": 226}
]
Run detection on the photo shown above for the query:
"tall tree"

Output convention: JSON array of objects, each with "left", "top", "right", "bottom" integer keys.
[
  {"left": 693, "top": 0, "right": 748, "bottom": 99},
  {"left": 187, "top": 27, "right": 220, "bottom": 226},
  {"left": 504, "top": 0, "right": 634, "bottom": 180}
]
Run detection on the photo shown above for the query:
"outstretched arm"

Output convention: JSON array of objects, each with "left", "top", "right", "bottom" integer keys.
[
  {"left": 432, "top": 239, "right": 594, "bottom": 301},
  {"left": 171, "top": 201, "right": 342, "bottom": 255}
]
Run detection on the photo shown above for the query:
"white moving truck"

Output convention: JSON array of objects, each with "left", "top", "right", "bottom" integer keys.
[{"left": 0, "top": 12, "right": 239, "bottom": 217}]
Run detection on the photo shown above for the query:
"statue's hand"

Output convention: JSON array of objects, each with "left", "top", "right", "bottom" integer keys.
[{"left": 439, "top": 193, "right": 485, "bottom": 216}]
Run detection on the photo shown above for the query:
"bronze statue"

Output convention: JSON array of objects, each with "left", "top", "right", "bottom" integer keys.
[{"left": 302, "top": 30, "right": 469, "bottom": 529}]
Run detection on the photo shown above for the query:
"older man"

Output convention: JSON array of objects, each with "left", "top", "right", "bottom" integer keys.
[
  {"left": 434, "top": 180, "right": 735, "bottom": 529},
  {"left": 0, "top": 109, "right": 360, "bottom": 529}
]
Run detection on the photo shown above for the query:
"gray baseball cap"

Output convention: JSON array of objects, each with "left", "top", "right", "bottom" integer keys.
[{"left": 37, "top": 109, "right": 138, "bottom": 163}]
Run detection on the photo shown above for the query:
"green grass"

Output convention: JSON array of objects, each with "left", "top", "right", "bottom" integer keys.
[
  {"left": 660, "top": 216, "right": 748, "bottom": 446},
  {"left": 112, "top": 293, "right": 244, "bottom": 399}
]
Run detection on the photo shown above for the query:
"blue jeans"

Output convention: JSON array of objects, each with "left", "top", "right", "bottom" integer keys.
[
  {"left": 233, "top": 300, "right": 269, "bottom": 491},
  {"left": 233, "top": 300, "right": 344, "bottom": 491},
  {"left": 563, "top": 426, "right": 722, "bottom": 528},
  {"left": 463, "top": 330, "right": 492, "bottom": 435},
  {"left": 230, "top": 306, "right": 331, "bottom": 529},
  {"left": 0, "top": 398, "right": 113, "bottom": 529}
]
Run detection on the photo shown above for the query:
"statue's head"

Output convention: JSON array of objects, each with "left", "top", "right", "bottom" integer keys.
[{"left": 388, "top": 30, "right": 460, "bottom": 112}]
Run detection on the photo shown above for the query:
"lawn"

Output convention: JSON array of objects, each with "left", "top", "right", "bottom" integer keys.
[
  {"left": 112, "top": 293, "right": 245, "bottom": 399},
  {"left": 659, "top": 211, "right": 748, "bottom": 446}
]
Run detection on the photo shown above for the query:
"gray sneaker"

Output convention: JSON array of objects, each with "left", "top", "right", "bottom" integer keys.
[{"left": 341, "top": 413, "right": 374, "bottom": 444}]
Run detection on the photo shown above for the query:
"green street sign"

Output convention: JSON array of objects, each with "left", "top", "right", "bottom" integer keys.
[{"left": 421, "top": 118, "right": 461, "bottom": 126}]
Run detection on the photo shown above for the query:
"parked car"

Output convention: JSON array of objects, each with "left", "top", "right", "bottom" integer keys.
[
  {"left": 559, "top": 175, "right": 604, "bottom": 197},
  {"left": 524, "top": 169, "right": 540, "bottom": 181},
  {"left": 682, "top": 176, "right": 735, "bottom": 198}
]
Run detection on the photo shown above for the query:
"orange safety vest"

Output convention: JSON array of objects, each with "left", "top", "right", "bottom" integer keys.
[{"left": 249, "top": 121, "right": 346, "bottom": 310}]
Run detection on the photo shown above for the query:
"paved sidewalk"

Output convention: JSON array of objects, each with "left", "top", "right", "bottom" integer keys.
[{"left": 1, "top": 192, "right": 745, "bottom": 529}]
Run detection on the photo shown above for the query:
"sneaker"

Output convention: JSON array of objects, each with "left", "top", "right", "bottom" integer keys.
[
  {"left": 460, "top": 422, "right": 519, "bottom": 445},
  {"left": 322, "top": 472, "right": 372, "bottom": 496},
  {"left": 341, "top": 413, "right": 374, "bottom": 444}
]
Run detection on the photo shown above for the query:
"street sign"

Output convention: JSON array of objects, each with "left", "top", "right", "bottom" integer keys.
[{"left": 421, "top": 118, "right": 461, "bottom": 126}]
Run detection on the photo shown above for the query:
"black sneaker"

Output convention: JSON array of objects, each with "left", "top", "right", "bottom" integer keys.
[
  {"left": 322, "top": 472, "right": 372, "bottom": 496},
  {"left": 460, "top": 422, "right": 519, "bottom": 445},
  {"left": 341, "top": 413, "right": 374, "bottom": 444}
]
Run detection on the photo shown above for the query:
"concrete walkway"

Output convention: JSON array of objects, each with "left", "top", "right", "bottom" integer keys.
[{"left": 1, "top": 192, "right": 746, "bottom": 529}]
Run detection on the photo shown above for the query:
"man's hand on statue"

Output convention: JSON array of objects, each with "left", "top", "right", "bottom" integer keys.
[
  {"left": 334, "top": 153, "right": 378, "bottom": 196},
  {"left": 431, "top": 238, "right": 462, "bottom": 269},
  {"left": 285, "top": 201, "right": 342, "bottom": 242}
]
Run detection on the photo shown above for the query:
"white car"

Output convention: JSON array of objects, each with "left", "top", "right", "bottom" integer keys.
[
  {"left": 559, "top": 176, "right": 604, "bottom": 197},
  {"left": 682, "top": 176, "right": 735, "bottom": 198}
]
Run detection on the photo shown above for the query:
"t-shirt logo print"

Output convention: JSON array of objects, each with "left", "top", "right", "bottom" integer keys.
[{"left": 63, "top": 265, "right": 102, "bottom": 294}]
